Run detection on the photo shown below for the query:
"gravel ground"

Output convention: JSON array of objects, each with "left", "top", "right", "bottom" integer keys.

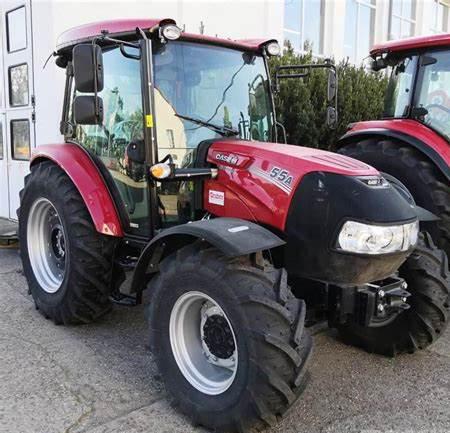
[{"left": 0, "top": 245, "right": 449, "bottom": 433}]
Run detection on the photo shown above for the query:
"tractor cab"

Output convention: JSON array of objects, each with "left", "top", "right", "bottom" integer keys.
[
  {"left": 56, "top": 19, "right": 338, "bottom": 240},
  {"left": 371, "top": 40, "right": 450, "bottom": 141}
]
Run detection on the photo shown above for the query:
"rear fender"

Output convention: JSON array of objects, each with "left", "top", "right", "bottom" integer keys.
[
  {"left": 31, "top": 143, "right": 124, "bottom": 237},
  {"left": 338, "top": 123, "right": 450, "bottom": 182},
  {"left": 130, "top": 217, "right": 285, "bottom": 293}
]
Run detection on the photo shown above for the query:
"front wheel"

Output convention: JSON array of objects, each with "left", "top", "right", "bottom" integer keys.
[
  {"left": 337, "top": 232, "right": 450, "bottom": 356},
  {"left": 148, "top": 244, "right": 312, "bottom": 432}
]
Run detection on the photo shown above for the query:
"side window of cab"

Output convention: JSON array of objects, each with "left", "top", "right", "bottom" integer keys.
[{"left": 73, "top": 46, "right": 151, "bottom": 236}]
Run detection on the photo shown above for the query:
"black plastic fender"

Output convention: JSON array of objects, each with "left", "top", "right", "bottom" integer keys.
[{"left": 130, "top": 217, "right": 285, "bottom": 293}]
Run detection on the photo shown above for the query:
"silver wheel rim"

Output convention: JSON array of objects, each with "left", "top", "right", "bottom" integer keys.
[
  {"left": 27, "top": 198, "right": 66, "bottom": 294},
  {"left": 169, "top": 291, "right": 238, "bottom": 395}
]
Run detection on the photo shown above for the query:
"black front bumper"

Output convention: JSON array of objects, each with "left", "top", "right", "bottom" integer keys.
[{"left": 284, "top": 172, "right": 418, "bottom": 285}]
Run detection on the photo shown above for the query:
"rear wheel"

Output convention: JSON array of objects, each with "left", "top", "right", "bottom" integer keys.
[
  {"left": 19, "top": 161, "right": 117, "bottom": 324},
  {"left": 339, "top": 138, "right": 450, "bottom": 257},
  {"left": 337, "top": 232, "right": 450, "bottom": 356},
  {"left": 148, "top": 244, "right": 312, "bottom": 432}
]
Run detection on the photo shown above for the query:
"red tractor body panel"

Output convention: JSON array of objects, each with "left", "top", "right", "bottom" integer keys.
[
  {"left": 204, "top": 140, "right": 378, "bottom": 230},
  {"left": 31, "top": 144, "right": 124, "bottom": 237},
  {"left": 371, "top": 33, "right": 450, "bottom": 55},
  {"left": 347, "top": 119, "right": 450, "bottom": 167}
]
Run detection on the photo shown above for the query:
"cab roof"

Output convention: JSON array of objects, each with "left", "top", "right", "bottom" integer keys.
[
  {"left": 371, "top": 33, "right": 450, "bottom": 56},
  {"left": 56, "top": 18, "right": 274, "bottom": 53}
]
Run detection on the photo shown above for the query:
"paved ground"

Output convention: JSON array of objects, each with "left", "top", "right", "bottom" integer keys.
[{"left": 1, "top": 244, "right": 449, "bottom": 433}]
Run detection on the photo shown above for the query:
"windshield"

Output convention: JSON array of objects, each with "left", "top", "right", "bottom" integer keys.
[
  {"left": 384, "top": 55, "right": 417, "bottom": 118},
  {"left": 152, "top": 41, "right": 274, "bottom": 156},
  {"left": 415, "top": 50, "right": 450, "bottom": 140}
]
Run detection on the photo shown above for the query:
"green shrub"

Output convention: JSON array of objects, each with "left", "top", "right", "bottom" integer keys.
[{"left": 269, "top": 46, "right": 388, "bottom": 150}]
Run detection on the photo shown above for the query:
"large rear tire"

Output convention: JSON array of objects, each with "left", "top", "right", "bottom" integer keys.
[
  {"left": 148, "top": 244, "right": 312, "bottom": 432},
  {"left": 337, "top": 232, "right": 450, "bottom": 356},
  {"left": 339, "top": 138, "right": 450, "bottom": 257},
  {"left": 19, "top": 161, "right": 117, "bottom": 325}
]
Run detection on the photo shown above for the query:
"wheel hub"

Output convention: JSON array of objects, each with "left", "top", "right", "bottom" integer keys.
[
  {"left": 202, "top": 314, "right": 235, "bottom": 359},
  {"left": 51, "top": 225, "right": 65, "bottom": 260}
]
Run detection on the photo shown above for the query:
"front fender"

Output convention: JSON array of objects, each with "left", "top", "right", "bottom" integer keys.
[
  {"left": 31, "top": 143, "right": 123, "bottom": 237},
  {"left": 130, "top": 217, "right": 285, "bottom": 293}
]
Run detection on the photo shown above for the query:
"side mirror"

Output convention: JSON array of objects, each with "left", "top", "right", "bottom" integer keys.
[
  {"left": 73, "top": 44, "right": 104, "bottom": 93},
  {"left": 326, "top": 106, "right": 337, "bottom": 129},
  {"left": 73, "top": 95, "right": 103, "bottom": 125},
  {"left": 327, "top": 69, "right": 337, "bottom": 102}
]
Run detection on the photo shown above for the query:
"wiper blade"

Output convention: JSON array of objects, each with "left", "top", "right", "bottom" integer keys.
[{"left": 175, "top": 113, "right": 239, "bottom": 137}]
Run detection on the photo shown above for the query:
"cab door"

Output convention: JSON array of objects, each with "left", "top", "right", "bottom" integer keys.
[{"left": 2, "top": 0, "right": 35, "bottom": 219}]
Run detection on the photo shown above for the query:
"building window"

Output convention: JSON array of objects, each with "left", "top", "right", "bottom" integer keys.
[
  {"left": 0, "top": 121, "right": 3, "bottom": 160},
  {"left": 389, "top": 0, "right": 416, "bottom": 40},
  {"left": 344, "top": 0, "right": 376, "bottom": 64},
  {"left": 9, "top": 63, "right": 29, "bottom": 107},
  {"left": 429, "top": 0, "right": 449, "bottom": 33},
  {"left": 284, "top": 0, "right": 324, "bottom": 54},
  {"left": 6, "top": 6, "right": 27, "bottom": 53},
  {"left": 11, "top": 119, "right": 30, "bottom": 161}
]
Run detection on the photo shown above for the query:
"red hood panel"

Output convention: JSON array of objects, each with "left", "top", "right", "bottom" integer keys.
[{"left": 203, "top": 140, "right": 378, "bottom": 230}]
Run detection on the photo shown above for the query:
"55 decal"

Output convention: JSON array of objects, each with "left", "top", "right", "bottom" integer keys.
[
  {"left": 249, "top": 165, "right": 294, "bottom": 194},
  {"left": 269, "top": 167, "right": 293, "bottom": 187}
]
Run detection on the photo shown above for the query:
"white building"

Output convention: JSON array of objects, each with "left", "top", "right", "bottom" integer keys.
[{"left": 0, "top": 0, "right": 448, "bottom": 220}]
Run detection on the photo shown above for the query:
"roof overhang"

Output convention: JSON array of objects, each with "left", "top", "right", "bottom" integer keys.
[
  {"left": 371, "top": 33, "right": 450, "bottom": 57},
  {"left": 56, "top": 18, "right": 276, "bottom": 55}
]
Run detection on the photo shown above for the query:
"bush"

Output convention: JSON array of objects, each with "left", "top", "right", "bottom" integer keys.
[{"left": 269, "top": 47, "right": 388, "bottom": 150}]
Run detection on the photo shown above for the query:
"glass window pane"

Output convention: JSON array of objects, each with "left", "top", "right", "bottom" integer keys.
[
  {"left": 416, "top": 50, "right": 450, "bottom": 140},
  {"left": 391, "top": 0, "right": 402, "bottom": 17},
  {"left": 75, "top": 46, "right": 149, "bottom": 235},
  {"left": 402, "top": 20, "right": 414, "bottom": 38},
  {"left": 0, "top": 121, "right": 3, "bottom": 160},
  {"left": 284, "top": 0, "right": 301, "bottom": 32},
  {"left": 357, "top": 5, "right": 375, "bottom": 63},
  {"left": 284, "top": 30, "right": 301, "bottom": 51},
  {"left": 6, "top": 7, "right": 27, "bottom": 53},
  {"left": 303, "top": 0, "right": 322, "bottom": 53},
  {"left": 344, "top": 0, "right": 357, "bottom": 62},
  {"left": 390, "top": 16, "right": 402, "bottom": 39},
  {"left": 402, "top": 0, "right": 415, "bottom": 20},
  {"left": 9, "top": 64, "right": 29, "bottom": 106},
  {"left": 11, "top": 119, "right": 30, "bottom": 160}
]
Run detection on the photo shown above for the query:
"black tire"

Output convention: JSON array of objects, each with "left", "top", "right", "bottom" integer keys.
[
  {"left": 148, "top": 243, "right": 312, "bottom": 433},
  {"left": 339, "top": 138, "right": 450, "bottom": 257},
  {"left": 337, "top": 232, "right": 450, "bottom": 356},
  {"left": 19, "top": 161, "right": 116, "bottom": 325}
]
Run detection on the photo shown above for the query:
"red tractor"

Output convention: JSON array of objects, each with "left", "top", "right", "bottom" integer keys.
[
  {"left": 338, "top": 34, "right": 450, "bottom": 263},
  {"left": 19, "top": 19, "right": 448, "bottom": 433}
]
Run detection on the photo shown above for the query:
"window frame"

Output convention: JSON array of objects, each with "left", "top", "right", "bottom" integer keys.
[
  {"left": 429, "top": 0, "right": 449, "bottom": 33},
  {"left": 388, "top": 0, "right": 417, "bottom": 40},
  {"left": 283, "top": 0, "right": 325, "bottom": 56},
  {"left": 8, "top": 62, "right": 29, "bottom": 107},
  {"left": 0, "top": 120, "right": 4, "bottom": 160},
  {"left": 344, "top": 0, "right": 377, "bottom": 64},
  {"left": 11, "top": 118, "right": 31, "bottom": 161},
  {"left": 6, "top": 5, "right": 28, "bottom": 54}
]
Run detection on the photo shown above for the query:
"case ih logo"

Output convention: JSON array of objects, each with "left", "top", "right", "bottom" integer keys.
[{"left": 215, "top": 153, "right": 239, "bottom": 165}]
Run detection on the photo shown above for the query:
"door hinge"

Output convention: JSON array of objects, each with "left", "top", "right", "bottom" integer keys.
[
  {"left": 32, "top": 112, "right": 36, "bottom": 123},
  {"left": 31, "top": 95, "right": 36, "bottom": 107}
]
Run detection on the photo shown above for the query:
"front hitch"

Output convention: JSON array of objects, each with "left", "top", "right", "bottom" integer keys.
[{"left": 329, "top": 276, "right": 411, "bottom": 328}]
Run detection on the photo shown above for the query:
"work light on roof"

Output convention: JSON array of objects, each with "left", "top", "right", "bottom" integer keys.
[
  {"left": 266, "top": 41, "right": 281, "bottom": 57},
  {"left": 161, "top": 24, "right": 182, "bottom": 41}
]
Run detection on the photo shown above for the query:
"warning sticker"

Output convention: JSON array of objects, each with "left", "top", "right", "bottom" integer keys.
[{"left": 208, "top": 190, "right": 225, "bottom": 206}]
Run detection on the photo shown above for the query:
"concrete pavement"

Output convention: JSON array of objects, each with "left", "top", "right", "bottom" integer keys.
[{"left": 0, "top": 245, "right": 449, "bottom": 433}]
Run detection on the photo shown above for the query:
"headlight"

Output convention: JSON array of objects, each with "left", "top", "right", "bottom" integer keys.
[
  {"left": 337, "top": 220, "right": 419, "bottom": 255},
  {"left": 161, "top": 24, "right": 182, "bottom": 41},
  {"left": 265, "top": 41, "right": 281, "bottom": 56}
]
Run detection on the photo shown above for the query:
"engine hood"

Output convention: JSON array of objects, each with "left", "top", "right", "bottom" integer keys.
[{"left": 204, "top": 139, "right": 379, "bottom": 231}]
